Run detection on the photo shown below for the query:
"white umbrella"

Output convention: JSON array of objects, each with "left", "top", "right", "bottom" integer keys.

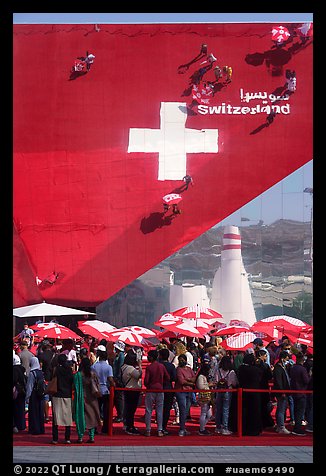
[{"left": 13, "top": 301, "right": 95, "bottom": 318}]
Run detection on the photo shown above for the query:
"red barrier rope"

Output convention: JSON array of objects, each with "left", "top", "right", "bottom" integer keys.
[{"left": 108, "top": 386, "right": 313, "bottom": 438}]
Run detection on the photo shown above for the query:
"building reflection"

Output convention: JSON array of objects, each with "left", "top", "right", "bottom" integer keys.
[{"left": 97, "top": 163, "right": 313, "bottom": 327}]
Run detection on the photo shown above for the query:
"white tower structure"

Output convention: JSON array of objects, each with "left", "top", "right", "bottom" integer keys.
[
  {"left": 170, "top": 284, "right": 210, "bottom": 311},
  {"left": 210, "top": 225, "right": 256, "bottom": 325}
]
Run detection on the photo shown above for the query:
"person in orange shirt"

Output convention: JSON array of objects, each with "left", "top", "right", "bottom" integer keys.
[{"left": 223, "top": 65, "right": 233, "bottom": 84}]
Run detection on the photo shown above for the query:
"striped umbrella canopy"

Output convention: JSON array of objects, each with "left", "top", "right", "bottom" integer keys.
[
  {"left": 154, "top": 329, "right": 180, "bottom": 339},
  {"left": 251, "top": 315, "right": 310, "bottom": 339},
  {"left": 212, "top": 325, "right": 251, "bottom": 336},
  {"left": 220, "top": 331, "right": 270, "bottom": 351},
  {"left": 154, "top": 314, "right": 205, "bottom": 338},
  {"left": 282, "top": 326, "right": 313, "bottom": 346},
  {"left": 229, "top": 319, "right": 251, "bottom": 329},
  {"left": 30, "top": 322, "right": 62, "bottom": 330},
  {"left": 154, "top": 313, "right": 181, "bottom": 327},
  {"left": 162, "top": 193, "right": 182, "bottom": 205},
  {"left": 118, "top": 326, "right": 157, "bottom": 337},
  {"left": 172, "top": 306, "right": 223, "bottom": 324},
  {"left": 33, "top": 323, "right": 81, "bottom": 340},
  {"left": 102, "top": 328, "right": 145, "bottom": 347},
  {"left": 77, "top": 319, "right": 117, "bottom": 340},
  {"left": 155, "top": 312, "right": 213, "bottom": 337},
  {"left": 182, "top": 318, "right": 214, "bottom": 334}
]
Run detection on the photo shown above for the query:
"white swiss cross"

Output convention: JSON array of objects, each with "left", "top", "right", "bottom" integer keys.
[{"left": 128, "top": 102, "right": 218, "bottom": 180}]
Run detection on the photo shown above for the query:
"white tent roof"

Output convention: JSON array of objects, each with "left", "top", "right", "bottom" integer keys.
[{"left": 13, "top": 302, "right": 95, "bottom": 317}]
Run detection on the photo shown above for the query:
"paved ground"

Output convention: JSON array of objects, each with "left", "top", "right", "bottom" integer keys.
[{"left": 13, "top": 445, "right": 313, "bottom": 464}]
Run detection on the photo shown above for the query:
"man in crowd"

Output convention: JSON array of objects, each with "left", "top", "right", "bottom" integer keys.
[
  {"left": 18, "top": 340, "right": 34, "bottom": 376},
  {"left": 273, "top": 350, "right": 291, "bottom": 434},
  {"left": 288, "top": 352, "right": 310, "bottom": 436},
  {"left": 253, "top": 338, "right": 270, "bottom": 366},
  {"left": 158, "top": 348, "right": 176, "bottom": 435},
  {"left": 19, "top": 323, "right": 34, "bottom": 349},
  {"left": 112, "top": 341, "right": 125, "bottom": 423},
  {"left": 144, "top": 349, "right": 170, "bottom": 437}
]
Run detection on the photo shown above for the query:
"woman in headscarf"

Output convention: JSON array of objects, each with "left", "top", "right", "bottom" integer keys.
[
  {"left": 51, "top": 353, "right": 74, "bottom": 444},
  {"left": 73, "top": 357, "right": 101, "bottom": 443},
  {"left": 25, "top": 356, "right": 45, "bottom": 435},
  {"left": 13, "top": 352, "right": 27, "bottom": 432}
]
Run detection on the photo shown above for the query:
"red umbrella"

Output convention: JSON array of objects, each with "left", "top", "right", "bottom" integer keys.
[
  {"left": 118, "top": 326, "right": 157, "bottom": 337},
  {"left": 212, "top": 325, "right": 251, "bottom": 336},
  {"left": 78, "top": 319, "right": 117, "bottom": 340},
  {"left": 183, "top": 318, "right": 214, "bottom": 334},
  {"left": 30, "top": 322, "right": 59, "bottom": 330},
  {"left": 154, "top": 313, "right": 181, "bottom": 327},
  {"left": 155, "top": 329, "right": 180, "bottom": 339},
  {"left": 229, "top": 319, "right": 251, "bottom": 329},
  {"left": 103, "top": 328, "right": 145, "bottom": 347},
  {"left": 162, "top": 193, "right": 182, "bottom": 205},
  {"left": 34, "top": 324, "right": 81, "bottom": 340},
  {"left": 192, "top": 82, "right": 214, "bottom": 105},
  {"left": 173, "top": 306, "right": 223, "bottom": 324},
  {"left": 271, "top": 25, "right": 291, "bottom": 44},
  {"left": 155, "top": 310, "right": 214, "bottom": 336},
  {"left": 155, "top": 314, "right": 205, "bottom": 338},
  {"left": 282, "top": 326, "right": 313, "bottom": 346},
  {"left": 220, "top": 331, "right": 269, "bottom": 351},
  {"left": 251, "top": 315, "right": 309, "bottom": 338}
]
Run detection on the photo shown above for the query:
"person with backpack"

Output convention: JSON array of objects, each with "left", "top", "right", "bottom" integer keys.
[
  {"left": 214, "top": 355, "right": 238, "bottom": 435},
  {"left": 25, "top": 356, "right": 45, "bottom": 435},
  {"left": 50, "top": 353, "right": 74, "bottom": 444}
]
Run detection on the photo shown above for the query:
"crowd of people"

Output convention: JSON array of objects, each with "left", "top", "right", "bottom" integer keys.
[{"left": 13, "top": 328, "right": 313, "bottom": 443}]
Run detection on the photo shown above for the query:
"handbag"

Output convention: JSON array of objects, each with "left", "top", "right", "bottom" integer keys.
[
  {"left": 91, "top": 374, "right": 102, "bottom": 398},
  {"left": 46, "top": 375, "right": 58, "bottom": 396},
  {"left": 198, "top": 391, "right": 211, "bottom": 404}
]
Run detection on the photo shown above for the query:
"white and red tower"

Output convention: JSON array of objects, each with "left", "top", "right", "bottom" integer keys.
[{"left": 210, "top": 225, "right": 256, "bottom": 325}]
